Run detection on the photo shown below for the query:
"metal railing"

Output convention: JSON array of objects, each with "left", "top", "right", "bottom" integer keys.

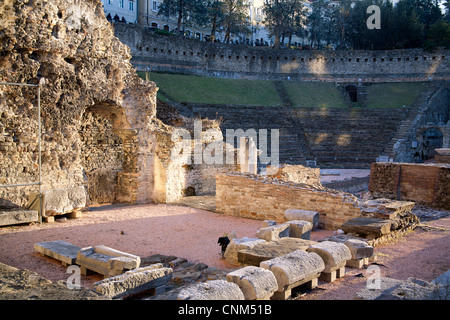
[{"left": 0, "top": 80, "right": 44, "bottom": 223}]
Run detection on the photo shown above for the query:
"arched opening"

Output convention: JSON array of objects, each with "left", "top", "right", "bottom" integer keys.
[{"left": 345, "top": 85, "right": 358, "bottom": 103}]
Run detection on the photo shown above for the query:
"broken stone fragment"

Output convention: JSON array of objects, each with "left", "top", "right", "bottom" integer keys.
[
  {"left": 177, "top": 280, "right": 245, "bottom": 300},
  {"left": 284, "top": 209, "right": 319, "bottom": 229}
]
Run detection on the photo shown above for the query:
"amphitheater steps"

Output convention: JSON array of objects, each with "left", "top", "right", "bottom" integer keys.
[
  {"left": 184, "top": 103, "right": 408, "bottom": 169},
  {"left": 380, "top": 84, "right": 442, "bottom": 158}
]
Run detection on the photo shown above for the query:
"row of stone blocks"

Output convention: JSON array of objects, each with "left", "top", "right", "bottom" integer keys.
[
  {"left": 34, "top": 240, "right": 173, "bottom": 299},
  {"left": 178, "top": 236, "right": 375, "bottom": 300},
  {"left": 177, "top": 209, "right": 375, "bottom": 300}
]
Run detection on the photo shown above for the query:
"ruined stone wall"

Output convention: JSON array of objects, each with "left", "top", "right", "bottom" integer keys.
[
  {"left": 215, "top": 173, "right": 362, "bottom": 230},
  {"left": 267, "top": 164, "right": 321, "bottom": 186},
  {"left": 369, "top": 162, "right": 450, "bottom": 209},
  {"left": 1, "top": 0, "right": 220, "bottom": 215},
  {"left": 114, "top": 23, "right": 450, "bottom": 81}
]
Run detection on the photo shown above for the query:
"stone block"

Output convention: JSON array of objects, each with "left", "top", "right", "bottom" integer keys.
[
  {"left": 0, "top": 208, "right": 38, "bottom": 227},
  {"left": 284, "top": 209, "right": 319, "bottom": 229},
  {"left": 34, "top": 240, "right": 81, "bottom": 266},
  {"left": 285, "top": 220, "right": 313, "bottom": 240},
  {"left": 307, "top": 241, "right": 352, "bottom": 280},
  {"left": 44, "top": 186, "right": 87, "bottom": 216},
  {"left": 262, "top": 220, "right": 277, "bottom": 227},
  {"left": 224, "top": 237, "right": 266, "bottom": 266},
  {"left": 92, "top": 264, "right": 173, "bottom": 299},
  {"left": 341, "top": 217, "right": 395, "bottom": 238},
  {"left": 226, "top": 266, "right": 278, "bottom": 300},
  {"left": 344, "top": 239, "right": 374, "bottom": 260},
  {"left": 260, "top": 250, "right": 325, "bottom": 300},
  {"left": 256, "top": 224, "right": 290, "bottom": 241},
  {"left": 177, "top": 280, "right": 245, "bottom": 300},
  {"left": 238, "top": 238, "right": 317, "bottom": 267},
  {"left": 76, "top": 245, "right": 141, "bottom": 278}
]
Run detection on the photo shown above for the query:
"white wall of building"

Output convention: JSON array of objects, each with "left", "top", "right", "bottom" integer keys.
[{"left": 102, "top": 0, "right": 137, "bottom": 24}]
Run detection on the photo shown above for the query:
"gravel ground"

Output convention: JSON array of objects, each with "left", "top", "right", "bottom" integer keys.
[{"left": 0, "top": 202, "right": 449, "bottom": 300}]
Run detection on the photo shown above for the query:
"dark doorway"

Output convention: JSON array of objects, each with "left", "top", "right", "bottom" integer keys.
[{"left": 345, "top": 85, "right": 358, "bottom": 102}]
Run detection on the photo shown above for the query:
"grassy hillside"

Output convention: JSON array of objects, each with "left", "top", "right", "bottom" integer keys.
[
  {"left": 138, "top": 71, "right": 427, "bottom": 108},
  {"left": 284, "top": 81, "right": 347, "bottom": 108},
  {"left": 140, "top": 72, "right": 282, "bottom": 106},
  {"left": 365, "top": 82, "right": 427, "bottom": 108}
]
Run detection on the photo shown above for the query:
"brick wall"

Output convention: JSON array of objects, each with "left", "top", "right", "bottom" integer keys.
[
  {"left": 215, "top": 173, "right": 362, "bottom": 230},
  {"left": 369, "top": 163, "right": 450, "bottom": 209}
]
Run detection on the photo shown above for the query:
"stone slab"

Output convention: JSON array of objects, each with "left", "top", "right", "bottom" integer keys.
[
  {"left": 238, "top": 238, "right": 317, "bottom": 267},
  {"left": 224, "top": 237, "right": 266, "bottom": 266},
  {"left": 226, "top": 266, "right": 278, "bottom": 300},
  {"left": 285, "top": 220, "right": 313, "bottom": 240},
  {"left": 34, "top": 240, "right": 81, "bottom": 266},
  {"left": 284, "top": 209, "right": 319, "bottom": 229},
  {"left": 92, "top": 264, "right": 173, "bottom": 299},
  {"left": 76, "top": 245, "right": 140, "bottom": 277},
  {"left": 177, "top": 280, "right": 245, "bottom": 300},
  {"left": 341, "top": 217, "right": 395, "bottom": 238},
  {"left": 0, "top": 209, "right": 38, "bottom": 227}
]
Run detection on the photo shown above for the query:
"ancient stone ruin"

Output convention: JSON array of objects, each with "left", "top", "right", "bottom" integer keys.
[
  {"left": 0, "top": 0, "right": 238, "bottom": 225},
  {"left": 0, "top": 0, "right": 449, "bottom": 302}
]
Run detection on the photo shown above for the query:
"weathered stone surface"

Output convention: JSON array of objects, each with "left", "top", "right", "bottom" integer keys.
[
  {"left": 344, "top": 239, "right": 374, "bottom": 259},
  {"left": 341, "top": 217, "right": 395, "bottom": 238},
  {"left": 238, "top": 238, "right": 317, "bottom": 267},
  {"left": 44, "top": 186, "right": 87, "bottom": 216},
  {"left": 0, "top": 209, "right": 38, "bottom": 227},
  {"left": 0, "top": 262, "right": 109, "bottom": 300},
  {"left": 224, "top": 237, "right": 266, "bottom": 266},
  {"left": 284, "top": 209, "right": 319, "bottom": 229},
  {"left": 177, "top": 280, "right": 245, "bottom": 300},
  {"left": 285, "top": 220, "right": 313, "bottom": 240},
  {"left": 226, "top": 266, "right": 278, "bottom": 300},
  {"left": 76, "top": 245, "right": 140, "bottom": 277},
  {"left": 92, "top": 264, "right": 173, "bottom": 299},
  {"left": 256, "top": 224, "right": 290, "bottom": 241},
  {"left": 260, "top": 250, "right": 325, "bottom": 296},
  {"left": 307, "top": 241, "right": 352, "bottom": 273},
  {"left": 34, "top": 240, "right": 81, "bottom": 266},
  {"left": 355, "top": 277, "right": 449, "bottom": 300}
]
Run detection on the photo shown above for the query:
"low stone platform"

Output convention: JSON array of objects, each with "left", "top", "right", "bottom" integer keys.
[
  {"left": 34, "top": 240, "right": 81, "bottom": 266},
  {"left": 0, "top": 208, "right": 38, "bottom": 227},
  {"left": 238, "top": 238, "right": 317, "bottom": 267}
]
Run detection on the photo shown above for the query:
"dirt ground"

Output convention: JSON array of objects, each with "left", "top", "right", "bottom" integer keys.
[{"left": 0, "top": 200, "right": 449, "bottom": 300}]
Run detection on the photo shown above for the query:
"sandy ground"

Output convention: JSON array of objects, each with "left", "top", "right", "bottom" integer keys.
[{"left": 0, "top": 201, "right": 449, "bottom": 299}]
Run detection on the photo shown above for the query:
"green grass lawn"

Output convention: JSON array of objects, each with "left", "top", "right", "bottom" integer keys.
[
  {"left": 139, "top": 72, "right": 282, "bottom": 106},
  {"left": 138, "top": 71, "right": 427, "bottom": 109},
  {"left": 283, "top": 81, "right": 347, "bottom": 108},
  {"left": 365, "top": 82, "right": 427, "bottom": 108}
]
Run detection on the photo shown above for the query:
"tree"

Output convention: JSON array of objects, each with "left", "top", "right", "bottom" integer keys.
[
  {"left": 263, "top": 0, "right": 306, "bottom": 49},
  {"left": 204, "top": 0, "right": 225, "bottom": 42},
  {"left": 157, "top": 0, "right": 207, "bottom": 35},
  {"left": 222, "top": 0, "right": 250, "bottom": 43}
]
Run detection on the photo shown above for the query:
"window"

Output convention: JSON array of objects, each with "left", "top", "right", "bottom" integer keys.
[
  {"left": 107, "top": 0, "right": 113, "bottom": 5},
  {"left": 119, "top": 0, "right": 124, "bottom": 8},
  {"left": 128, "top": 0, "right": 134, "bottom": 11},
  {"left": 152, "top": 1, "right": 159, "bottom": 11}
]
